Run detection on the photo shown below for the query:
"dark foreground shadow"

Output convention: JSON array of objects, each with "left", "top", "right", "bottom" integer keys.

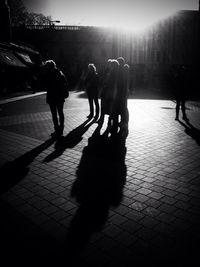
[
  {"left": 62, "top": 124, "right": 127, "bottom": 261},
  {"left": 0, "top": 200, "right": 62, "bottom": 266},
  {"left": 178, "top": 119, "right": 200, "bottom": 146},
  {"left": 43, "top": 118, "right": 95, "bottom": 162},
  {"left": 0, "top": 138, "right": 55, "bottom": 195}
]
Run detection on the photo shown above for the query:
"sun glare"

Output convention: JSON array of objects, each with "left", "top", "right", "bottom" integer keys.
[
  {"left": 111, "top": 12, "right": 179, "bottom": 34},
  {"left": 27, "top": 0, "right": 199, "bottom": 32},
  {"left": 78, "top": 6, "right": 180, "bottom": 34}
]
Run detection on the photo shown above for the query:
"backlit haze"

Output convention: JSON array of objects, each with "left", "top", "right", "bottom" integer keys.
[{"left": 24, "top": 0, "right": 199, "bottom": 32}]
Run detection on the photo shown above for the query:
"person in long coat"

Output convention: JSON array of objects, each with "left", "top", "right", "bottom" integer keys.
[
  {"left": 84, "top": 64, "right": 100, "bottom": 120},
  {"left": 111, "top": 57, "right": 129, "bottom": 136},
  {"left": 43, "top": 60, "right": 68, "bottom": 138},
  {"left": 98, "top": 59, "right": 119, "bottom": 128}
]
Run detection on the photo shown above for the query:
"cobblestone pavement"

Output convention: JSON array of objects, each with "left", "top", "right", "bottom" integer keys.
[{"left": 0, "top": 91, "right": 200, "bottom": 266}]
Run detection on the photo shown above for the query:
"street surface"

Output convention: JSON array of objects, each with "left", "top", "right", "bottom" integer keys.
[{"left": 0, "top": 91, "right": 200, "bottom": 266}]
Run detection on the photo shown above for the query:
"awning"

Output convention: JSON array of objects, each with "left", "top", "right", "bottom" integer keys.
[
  {"left": 16, "top": 52, "right": 34, "bottom": 65},
  {"left": 0, "top": 49, "right": 27, "bottom": 68}
]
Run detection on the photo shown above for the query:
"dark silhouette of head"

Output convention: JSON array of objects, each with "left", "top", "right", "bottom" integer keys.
[
  {"left": 117, "top": 57, "right": 125, "bottom": 67},
  {"left": 88, "top": 63, "right": 97, "bottom": 74},
  {"left": 110, "top": 59, "right": 120, "bottom": 71},
  {"left": 43, "top": 60, "right": 57, "bottom": 71}
]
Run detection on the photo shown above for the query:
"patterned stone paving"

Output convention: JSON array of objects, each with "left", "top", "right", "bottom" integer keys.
[{"left": 0, "top": 92, "right": 200, "bottom": 266}]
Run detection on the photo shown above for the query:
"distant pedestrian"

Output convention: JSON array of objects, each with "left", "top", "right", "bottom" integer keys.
[
  {"left": 43, "top": 60, "right": 69, "bottom": 138},
  {"left": 172, "top": 64, "right": 189, "bottom": 121},
  {"left": 84, "top": 63, "right": 100, "bottom": 120}
]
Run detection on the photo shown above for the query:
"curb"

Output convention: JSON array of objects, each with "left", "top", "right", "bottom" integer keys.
[{"left": 0, "top": 92, "right": 46, "bottom": 105}]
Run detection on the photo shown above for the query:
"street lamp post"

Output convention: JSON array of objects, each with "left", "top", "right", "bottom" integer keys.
[{"left": 49, "top": 20, "right": 60, "bottom": 28}]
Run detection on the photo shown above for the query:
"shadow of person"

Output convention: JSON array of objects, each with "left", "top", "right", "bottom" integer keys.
[
  {"left": 0, "top": 138, "right": 55, "bottom": 195},
  {"left": 43, "top": 118, "right": 95, "bottom": 162},
  {"left": 178, "top": 119, "right": 200, "bottom": 146},
  {"left": 62, "top": 124, "right": 127, "bottom": 262}
]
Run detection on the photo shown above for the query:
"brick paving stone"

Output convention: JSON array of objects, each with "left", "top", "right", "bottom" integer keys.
[
  {"left": 133, "top": 193, "right": 150, "bottom": 203},
  {"left": 120, "top": 220, "right": 143, "bottom": 234},
  {"left": 59, "top": 201, "right": 77, "bottom": 212},
  {"left": 157, "top": 212, "right": 176, "bottom": 224},
  {"left": 161, "top": 195, "right": 178, "bottom": 205},
  {"left": 130, "top": 201, "right": 147, "bottom": 211},
  {"left": 136, "top": 227, "right": 158, "bottom": 241},
  {"left": 147, "top": 198, "right": 162, "bottom": 208},
  {"left": 143, "top": 206, "right": 161, "bottom": 217},
  {"left": 114, "top": 230, "right": 138, "bottom": 247},
  {"left": 140, "top": 215, "right": 160, "bottom": 228},
  {"left": 148, "top": 191, "right": 164, "bottom": 200},
  {"left": 121, "top": 196, "right": 135, "bottom": 206},
  {"left": 115, "top": 204, "right": 132, "bottom": 215},
  {"left": 110, "top": 213, "right": 128, "bottom": 225},
  {"left": 103, "top": 224, "right": 123, "bottom": 238},
  {"left": 136, "top": 187, "right": 152, "bottom": 195},
  {"left": 49, "top": 209, "right": 69, "bottom": 221},
  {"left": 94, "top": 235, "right": 119, "bottom": 252},
  {"left": 157, "top": 203, "right": 177, "bottom": 214},
  {"left": 174, "top": 200, "right": 191, "bottom": 210},
  {"left": 125, "top": 210, "right": 145, "bottom": 222}
]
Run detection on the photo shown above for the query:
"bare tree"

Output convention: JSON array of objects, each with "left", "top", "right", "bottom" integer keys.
[
  {"left": 7, "top": 0, "right": 27, "bottom": 26},
  {"left": 7, "top": 0, "right": 51, "bottom": 26},
  {"left": 24, "top": 12, "right": 52, "bottom": 25}
]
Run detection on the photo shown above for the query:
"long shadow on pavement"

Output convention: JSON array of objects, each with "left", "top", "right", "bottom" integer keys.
[
  {"left": 0, "top": 137, "right": 55, "bottom": 195},
  {"left": 0, "top": 200, "right": 62, "bottom": 266},
  {"left": 62, "top": 124, "right": 127, "bottom": 264},
  {"left": 43, "top": 118, "right": 95, "bottom": 162},
  {"left": 178, "top": 119, "right": 200, "bottom": 146},
  {"left": 0, "top": 137, "right": 59, "bottom": 265}
]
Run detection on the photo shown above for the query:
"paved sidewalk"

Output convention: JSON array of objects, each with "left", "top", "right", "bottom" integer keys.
[
  {"left": 0, "top": 92, "right": 200, "bottom": 266},
  {"left": 0, "top": 91, "right": 46, "bottom": 105}
]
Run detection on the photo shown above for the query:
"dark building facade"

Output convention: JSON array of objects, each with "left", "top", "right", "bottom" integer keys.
[{"left": 12, "top": 9, "right": 200, "bottom": 97}]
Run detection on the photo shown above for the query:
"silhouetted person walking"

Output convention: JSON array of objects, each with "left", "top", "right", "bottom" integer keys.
[
  {"left": 43, "top": 60, "right": 69, "bottom": 138},
  {"left": 172, "top": 64, "right": 189, "bottom": 121},
  {"left": 84, "top": 63, "right": 99, "bottom": 119}
]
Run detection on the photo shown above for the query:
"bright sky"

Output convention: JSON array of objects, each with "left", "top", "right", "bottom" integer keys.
[{"left": 24, "top": 0, "right": 199, "bottom": 32}]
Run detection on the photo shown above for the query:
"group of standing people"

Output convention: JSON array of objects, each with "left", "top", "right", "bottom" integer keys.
[
  {"left": 84, "top": 57, "right": 130, "bottom": 137},
  {"left": 42, "top": 56, "right": 130, "bottom": 140},
  {"left": 42, "top": 57, "right": 190, "bottom": 141}
]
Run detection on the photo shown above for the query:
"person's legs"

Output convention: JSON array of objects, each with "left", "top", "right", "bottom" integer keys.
[
  {"left": 97, "top": 98, "right": 105, "bottom": 123},
  {"left": 57, "top": 101, "right": 65, "bottom": 135},
  {"left": 120, "top": 107, "right": 129, "bottom": 138},
  {"left": 175, "top": 99, "right": 180, "bottom": 120},
  {"left": 112, "top": 114, "right": 119, "bottom": 134},
  {"left": 125, "top": 107, "right": 129, "bottom": 126},
  {"left": 87, "top": 95, "right": 94, "bottom": 118},
  {"left": 181, "top": 100, "right": 188, "bottom": 120},
  {"left": 121, "top": 105, "right": 129, "bottom": 128},
  {"left": 49, "top": 103, "right": 59, "bottom": 134},
  {"left": 94, "top": 96, "right": 99, "bottom": 119}
]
